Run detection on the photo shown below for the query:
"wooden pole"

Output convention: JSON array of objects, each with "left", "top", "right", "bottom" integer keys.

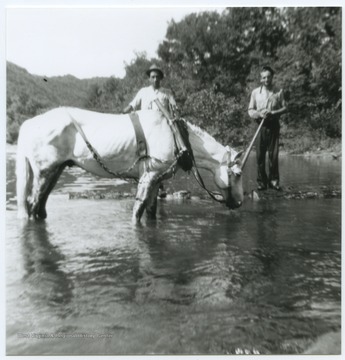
[{"left": 241, "top": 118, "right": 265, "bottom": 170}]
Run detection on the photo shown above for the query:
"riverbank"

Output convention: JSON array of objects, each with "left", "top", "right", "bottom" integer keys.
[
  {"left": 68, "top": 184, "right": 341, "bottom": 201},
  {"left": 6, "top": 142, "right": 342, "bottom": 158}
]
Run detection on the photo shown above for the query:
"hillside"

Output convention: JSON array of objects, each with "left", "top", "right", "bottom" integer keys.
[
  {"left": 7, "top": 61, "right": 107, "bottom": 108},
  {"left": 6, "top": 62, "right": 109, "bottom": 143}
]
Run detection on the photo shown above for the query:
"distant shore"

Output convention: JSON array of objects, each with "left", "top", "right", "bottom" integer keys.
[{"left": 6, "top": 142, "right": 341, "bottom": 159}]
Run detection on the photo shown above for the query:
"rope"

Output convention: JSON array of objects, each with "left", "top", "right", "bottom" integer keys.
[
  {"left": 83, "top": 137, "right": 143, "bottom": 182},
  {"left": 190, "top": 159, "right": 225, "bottom": 204},
  {"left": 70, "top": 114, "right": 142, "bottom": 182}
]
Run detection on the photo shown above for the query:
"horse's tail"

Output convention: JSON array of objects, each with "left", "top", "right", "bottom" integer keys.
[{"left": 16, "top": 123, "right": 33, "bottom": 219}]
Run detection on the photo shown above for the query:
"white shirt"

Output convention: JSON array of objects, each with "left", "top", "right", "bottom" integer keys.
[
  {"left": 129, "top": 86, "right": 177, "bottom": 113},
  {"left": 248, "top": 86, "right": 285, "bottom": 119}
]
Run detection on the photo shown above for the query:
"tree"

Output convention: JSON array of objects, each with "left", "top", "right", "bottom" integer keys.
[
  {"left": 159, "top": 8, "right": 288, "bottom": 99},
  {"left": 183, "top": 88, "right": 251, "bottom": 147},
  {"left": 275, "top": 7, "right": 341, "bottom": 137}
]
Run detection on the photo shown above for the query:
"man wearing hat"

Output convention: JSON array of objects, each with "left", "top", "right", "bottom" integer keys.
[
  {"left": 122, "top": 64, "right": 178, "bottom": 116},
  {"left": 123, "top": 64, "right": 181, "bottom": 198},
  {"left": 248, "top": 65, "right": 288, "bottom": 191}
]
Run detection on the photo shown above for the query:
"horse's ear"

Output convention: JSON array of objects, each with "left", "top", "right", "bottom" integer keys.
[
  {"left": 226, "top": 146, "right": 243, "bottom": 163},
  {"left": 235, "top": 150, "right": 243, "bottom": 160}
]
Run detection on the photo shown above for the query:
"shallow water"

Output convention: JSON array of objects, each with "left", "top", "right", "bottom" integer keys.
[{"left": 6, "top": 149, "right": 341, "bottom": 355}]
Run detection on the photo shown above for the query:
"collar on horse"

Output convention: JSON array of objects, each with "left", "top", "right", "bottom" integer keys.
[
  {"left": 154, "top": 99, "right": 193, "bottom": 172},
  {"left": 130, "top": 107, "right": 194, "bottom": 174},
  {"left": 129, "top": 112, "right": 147, "bottom": 158},
  {"left": 154, "top": 99, "right": 228, "bottom": 203}
]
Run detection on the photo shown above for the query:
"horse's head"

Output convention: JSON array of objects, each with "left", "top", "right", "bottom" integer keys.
[{"left": 215, "top": 146, "right": 244, "bottom": 209}]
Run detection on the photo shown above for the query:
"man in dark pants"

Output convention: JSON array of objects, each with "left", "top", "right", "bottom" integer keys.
[{"left": 248, "top": 66, "right": 288, "bottom": 190}]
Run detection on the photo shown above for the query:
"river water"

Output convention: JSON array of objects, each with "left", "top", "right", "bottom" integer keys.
[{"left": 6, "top": 146, "right": 341, "bottom": 355}]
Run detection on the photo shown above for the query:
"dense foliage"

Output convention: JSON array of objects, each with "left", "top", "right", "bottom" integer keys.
[{"left": 7, "top": 7, "right": 341, "bottom": 153}]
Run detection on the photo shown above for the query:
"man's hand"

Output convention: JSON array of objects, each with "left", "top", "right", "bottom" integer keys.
[
  {"left": 122, "top": 105, "right": 133, "bottom": 114},
  {"left": 260, "top": 109, "right": 276, "bottom": 121},
  {"left": 260, "top": 109, "right": 270, "bottom": 118}
]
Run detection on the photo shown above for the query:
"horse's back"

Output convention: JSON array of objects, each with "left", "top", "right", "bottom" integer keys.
[
  {"left": 18, "top": 107, "right": 175, "bottom": 164},
  {"left": 66, "top": 108, "right": 174, "bottom": 161}
]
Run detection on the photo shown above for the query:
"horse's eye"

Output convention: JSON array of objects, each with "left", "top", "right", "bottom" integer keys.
[{"left": 231, "top": 165, "right": 242, "bottom": 177}]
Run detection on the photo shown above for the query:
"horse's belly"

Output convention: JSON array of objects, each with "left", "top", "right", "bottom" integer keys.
[{"left": 74, "top": 158, "right": 140, "bottom": 179}]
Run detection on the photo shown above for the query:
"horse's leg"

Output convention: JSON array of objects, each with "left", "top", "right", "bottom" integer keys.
[
  {"left": 132, "top": 172, "right": 158, "bottom": 223},
  {"left": 27, "top": 163, "right": 66, "bottom": 220},
  {"left": 16, "top": 155, "right": 33, "bottom": 219},
  {"left": 146, "top": 183, "right": 160, "bottom": 220},
  {"left": 35, "top": 163, "right": 68, "bottom": 219}
]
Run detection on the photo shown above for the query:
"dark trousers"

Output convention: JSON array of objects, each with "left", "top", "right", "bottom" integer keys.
[{"left": 256, "top": 123, "right": 280, "bottom": 187}]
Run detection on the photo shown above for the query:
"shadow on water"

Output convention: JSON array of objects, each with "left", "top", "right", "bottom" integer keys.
[{"left": 19, "top": 221, "right": 74, "bottom": 313}]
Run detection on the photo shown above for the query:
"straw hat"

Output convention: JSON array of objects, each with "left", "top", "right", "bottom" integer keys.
[{"left": 146, "top": 64, "right": 164, "bottom": 79}]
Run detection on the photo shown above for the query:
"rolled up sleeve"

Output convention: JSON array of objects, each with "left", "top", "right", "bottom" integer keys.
[
  {"left": 248, "top": 91, "right": 261, "bottom": 119},
  {"left": 129, "top": 89, "right": 142, "bottom": 110}
]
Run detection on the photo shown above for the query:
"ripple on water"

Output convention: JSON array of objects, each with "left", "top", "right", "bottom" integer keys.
[{"left": 6, "top": 153, "right": 341, "bottom": 355}]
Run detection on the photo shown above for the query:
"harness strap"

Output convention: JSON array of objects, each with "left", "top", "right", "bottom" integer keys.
[
  {"left": 69, "top": 113, "right": 140, "bottom": 181},
  {"left": 154, "top": 99, "right": 193, "bottom": 172},
  {"left": 129, "top": 112, "right": 148, "bottom": 158}
]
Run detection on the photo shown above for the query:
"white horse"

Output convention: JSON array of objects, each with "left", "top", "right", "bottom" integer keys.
[{"left": 16, "top": 107, "right": 244, "bottom": 223}]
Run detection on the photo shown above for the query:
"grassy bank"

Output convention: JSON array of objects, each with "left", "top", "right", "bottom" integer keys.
[
  {"left": 6, "top": 139, "right": 341, "bottom": 157},
  {"left": 279, "top": 123, "right": 342, "bottom": 155},
  {"left": 280, "top": 137, "right": 342, "bottom": 156}
]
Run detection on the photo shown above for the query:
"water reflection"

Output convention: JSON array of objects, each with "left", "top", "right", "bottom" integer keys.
[
  {"left": 6, "top": 157, "right": 17, "bottom": 209},
  {"left": 6, "top": 150, "right": 341, "bottom": 355},
  {"left": 134, "top": 209, "right": 248, "bottom": 306},
  {"left": 19, "top": 221, "right": 74, "bottom": 313},
  {"left": 253, "top": 202, "right": 280, "bottom": 278},
  {"left": 71, "top": 244, "right": 141, "bottom": 305}
]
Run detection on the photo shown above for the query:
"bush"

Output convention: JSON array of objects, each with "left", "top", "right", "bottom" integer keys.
[
  {"left": 6, "top": 115, "right": 21, "bottom": 144},
  {"left": 182, "top": 89, "right": 251, "bottom": 147}
]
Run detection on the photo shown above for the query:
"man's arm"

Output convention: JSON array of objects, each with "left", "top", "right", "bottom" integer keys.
[
  {"left": 273, "top": 89, "right": 288, "bottom": 116},
  {"left": 122, "top": 105, "right": 133, "bottom": 114},
  {"left": 264, "top": 89, "right": 288, "bottom": 119},
  {"left": 248, "top": 90, "right": 262, "bottom": 120},
  {"left": 122, "top": 89, "right": 142, "bottom": 113}
]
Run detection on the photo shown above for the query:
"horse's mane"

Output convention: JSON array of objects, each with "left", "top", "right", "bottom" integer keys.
[{"left": 185, "top": 120, "right": 221, "bottom": 146}]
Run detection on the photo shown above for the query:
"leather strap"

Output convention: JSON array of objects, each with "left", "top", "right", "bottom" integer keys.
[{"left": 129, "top": 112, "right": 147, "bottom": 158}]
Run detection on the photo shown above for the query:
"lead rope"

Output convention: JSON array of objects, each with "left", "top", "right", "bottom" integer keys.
[{"left": 190, "top": 159, "right": 225, "bottom": 204}]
